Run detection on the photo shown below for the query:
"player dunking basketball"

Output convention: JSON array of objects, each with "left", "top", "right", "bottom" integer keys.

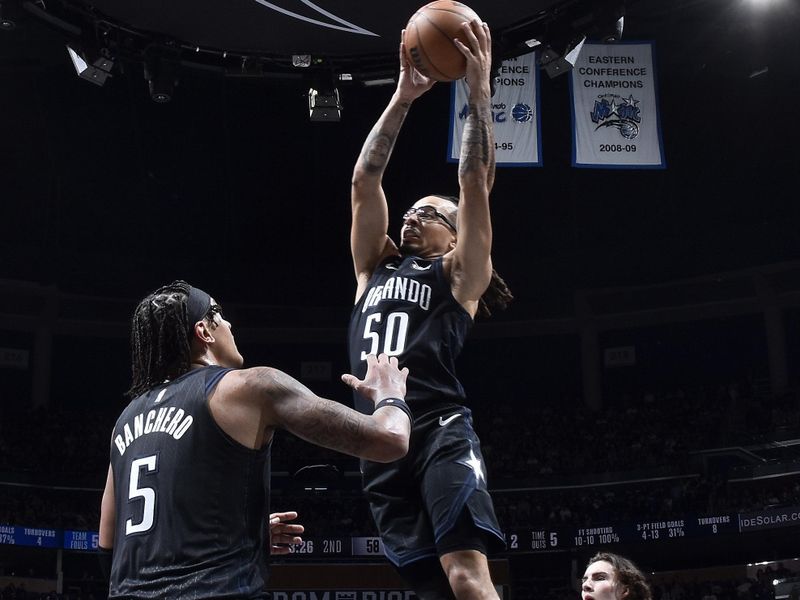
[{"left": 348, "top": 20, "right": 512, "bottom": 600}]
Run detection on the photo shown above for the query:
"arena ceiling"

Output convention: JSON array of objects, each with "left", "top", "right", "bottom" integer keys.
[
  {"left": 1, "top": 0, "right": 799, "bottom": 311},
  {"left": 67, "top": 0, "right": 558, "bottom": 55},
  {"left": 13, "top": 0, "right": 636, "bottom": 83}
]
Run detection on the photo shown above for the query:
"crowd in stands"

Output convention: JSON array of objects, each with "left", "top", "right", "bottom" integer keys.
[
  {"left": 0, "top": 407, "right": 108, "bottom": 480},
  {"left": 267, "top": 381, "right": 800, "bottom": 482},
  {"left": 0, "top": 487, "right": 99, "bottom": 531},
  {"left": 0, "top": 383, "right": 798, "bottom": 536},
  {"left": 0, "top": 585, "right": 99, "bottom": 600},
  {"left": 1, "top": 382, "right": 797, "bottom": 484},
  {"left": 493, "top": 474, "right": 800, "bottom": 529},
  {"left": 0, "top": 380, "right": 798, "bottom": 600}
]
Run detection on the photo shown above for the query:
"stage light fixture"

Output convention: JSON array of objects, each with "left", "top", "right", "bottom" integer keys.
[
  {"left": 308, "top": 86, "right": 341, "bottom": 122},
  {"left": 66, "top": 44, "right": 114, "bottom": 86},
  {"left": 0, "top": 1, "right": 20, "bottom": 31},
  {"left": 362, "top": 77, "right": 396, "bottom": 87},
  {"left": 292, "top": 54, "right": 311, "bottom": 68},
  {"left": 540, "top": 34, "right": 586, "bottom": 78},
  {"left": 144, "top": 56, "right": 178, "bottom": 103}
]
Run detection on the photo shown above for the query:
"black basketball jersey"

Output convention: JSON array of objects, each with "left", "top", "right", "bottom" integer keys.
[
  {"left": 348, "top": 254, "right": 472, "bottom": 414},
  {"left": 108, "top": 366, "right": 271, "bottom": 599}
]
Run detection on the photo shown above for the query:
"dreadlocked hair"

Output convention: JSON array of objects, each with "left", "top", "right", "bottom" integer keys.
[
  {"left": 127, "top": 280, "right": 194, "bottom": 399},
  {"left": 433, "top": 194, "right": 514, "bottom": 319},
  {"left": 478, "top": 269, "right": 514, "bottom": 318}
]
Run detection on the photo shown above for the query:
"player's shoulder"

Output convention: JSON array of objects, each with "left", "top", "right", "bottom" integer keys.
[
  {"left": 218, "top": 366, "right": 271, "bottom": 389},
  {"left": 219, "top": 366, "right": 296, "bottom": 395},
  {"left": 208, "top": 367, "right": 282, "bottom": 412}
]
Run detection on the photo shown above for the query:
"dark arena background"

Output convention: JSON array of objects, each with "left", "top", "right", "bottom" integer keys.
[{"left": 2, "top": 0, "right": 800, "bottom": 597}]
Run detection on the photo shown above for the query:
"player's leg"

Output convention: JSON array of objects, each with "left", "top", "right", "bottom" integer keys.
[
  {"left": 361, "top": 445, "right": 443, "bottom": 598},
  {"left": 436, "top": 510, "right": 499, "bottom": 600},
  {"left": 419, "top": 407, "right": 505, "bottom": 600},
  {"left": 397, "top": 557, "right": 456, "bottom": 600},
  {"left": 439, "top": 548, "right": 498, "bottom": 600}
]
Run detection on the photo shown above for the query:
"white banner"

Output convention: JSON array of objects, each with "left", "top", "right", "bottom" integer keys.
[
  {"left": 569, "top": 42, "right": 665, "bottom": 169},
  {"left": 448, "top": 52, "right": 541, "bottom": 167}
]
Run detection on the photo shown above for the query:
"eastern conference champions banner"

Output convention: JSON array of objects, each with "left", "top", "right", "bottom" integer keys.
[
  {"left": 570, "top": 42, "right": 665, "bottom": 169},
  {"left": 448, "top": 52, "right": 541, "bottom": 167}
]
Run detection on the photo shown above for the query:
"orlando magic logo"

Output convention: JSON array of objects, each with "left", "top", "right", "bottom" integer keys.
[
  {"left": 511, "top": 103, "right": 533, "bottom": 123},
  {"left": 590, "top": 94, "right": 641, "bottom": 140}
]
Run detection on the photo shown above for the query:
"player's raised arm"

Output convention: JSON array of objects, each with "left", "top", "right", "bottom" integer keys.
[
  {"left": 450, "top": 20, "right": 495, "bottom": 311},
  {"left": 350, "top": 34, "right": 435, "bottom": 299}
]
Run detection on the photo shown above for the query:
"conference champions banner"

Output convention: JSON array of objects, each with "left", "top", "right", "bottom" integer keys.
[
  {"left": 448, "top": 52, "right": 541, "bottom": 167},
  {"left": 569, "top": 42, "right": 665, "bottom": 169}
]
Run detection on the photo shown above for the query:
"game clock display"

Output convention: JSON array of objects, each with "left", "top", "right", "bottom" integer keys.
[{"left": 2, "top": 508, "right": 796, "bottom": 555}]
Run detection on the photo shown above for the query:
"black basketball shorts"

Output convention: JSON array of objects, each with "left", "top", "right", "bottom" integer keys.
[{"left": 361, "top": 403, "right": 505, "bottom": 567}]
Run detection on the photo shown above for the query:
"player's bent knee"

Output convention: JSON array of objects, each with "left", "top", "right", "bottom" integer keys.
[
  {"left": 444, "top": 563, "right": 481, "bottom": 595},
  {"left": 440, "top": 551, "right": 493, "bottom": 598}
]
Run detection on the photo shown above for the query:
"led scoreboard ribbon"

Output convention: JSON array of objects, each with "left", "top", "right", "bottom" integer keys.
[
  {"left": 0, "top": 526, "right": 99, "bottom": 550},
  {"left": 505, "top": 513, "right": 741, "bottom": 552},
  {"left": 0, "top": 525, "right": 59, "bottom": 548},
  {"left": 2, "top": 506, "right": 798, "bottom": 554}
]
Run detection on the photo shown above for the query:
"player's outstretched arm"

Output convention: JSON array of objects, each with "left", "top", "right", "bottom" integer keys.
[
  {"left": 450, "top": 20, "right": 495, "bottom": 310},
  {"left": 237, "top": 354, "right": 411, "bottom": 462},
  {"left": 350, "top": 33, "right": 435, "bottom": 298}
]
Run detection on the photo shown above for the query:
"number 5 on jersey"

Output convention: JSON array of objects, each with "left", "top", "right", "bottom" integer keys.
[
  {"left": 126, "top": 455, "right": 157, "bottom": 535},
  {"left": 360, "top": 312, "right": 409, "bottom": 361}
]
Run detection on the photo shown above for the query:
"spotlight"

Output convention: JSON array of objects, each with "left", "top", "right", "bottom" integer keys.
[
  {"left": 144, "top": 56, "right": 178, "bottom": 103},
  {"left": 308, "top": 86, "right": 341, "bottom": 122},
  {"left": 66, "top": 44, "right": 114, "bottom": 86},
  {"left": 0, "top": 1, "right": 19, "bottom": 31}
]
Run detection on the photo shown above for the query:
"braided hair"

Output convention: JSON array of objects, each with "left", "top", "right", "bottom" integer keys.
[
  {"left": 587, "top": 552, "right": 652, "bottom": 600},
  {"left": 127, "top": 280, "right": 197, "bottom": 399},
  {"left": 434, "top": 194, "right": 514, "bottom": 318}
]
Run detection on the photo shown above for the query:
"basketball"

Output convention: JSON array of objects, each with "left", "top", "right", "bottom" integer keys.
[{"left": 403, "top": 1, "right": 481, "bottom": 82}]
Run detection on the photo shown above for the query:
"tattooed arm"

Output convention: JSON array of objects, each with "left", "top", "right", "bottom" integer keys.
[
  {"left": 448, "top": 20, "right": 495, "bottom": 315},
  {"left": 350, "top": 33, "right": 435, "bottom": 301},
  {"left": 210, "top": 355, "right": 410, "bottom": 463}
]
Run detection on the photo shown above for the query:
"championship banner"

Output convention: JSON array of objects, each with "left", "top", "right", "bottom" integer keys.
[
  {"left": 569, "top": 42, "right": 665, "bottom": 169},
  {"left": 448, "top": 52, "right": 541, "bottom": 167}
]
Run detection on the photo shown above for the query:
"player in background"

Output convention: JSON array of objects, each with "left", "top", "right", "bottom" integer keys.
[{"left": 99, "top": 280, "right": 412, "bottom": 599}]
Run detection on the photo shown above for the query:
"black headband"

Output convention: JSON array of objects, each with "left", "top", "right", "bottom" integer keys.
[{"left": 186, "top": 285, "right": 212, "bottom": 327}]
